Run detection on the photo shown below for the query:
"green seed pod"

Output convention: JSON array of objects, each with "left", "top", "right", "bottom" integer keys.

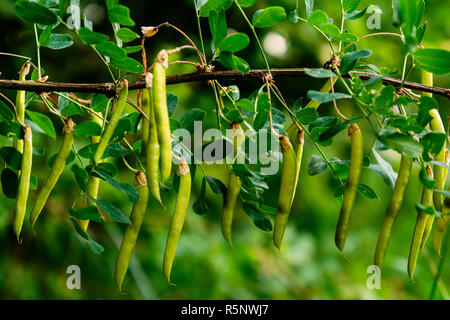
[
  {"left": 408, "top": 165, "right": 433, "bottom": 281},
  {"left": 153, "top": 50, "right": 172, "bottom": 184},
  {"left": 221, "top": 173, "right": 241, "bottom": 248},
  {"left": 221, "top": 123, "right": 244, "bottom": 247},
  {"left": 14, "top": 125, "right": 33, "bottom": 242},
  {"left": 81, "top": 112, "right": 104, "bottom": 231},
  {"left": 14, "top": 62, "right": 31, "bottom": 153},
  {"left": 115, "top": 171, "right": 149, "bottom": 292},
  {"left": 433, "top": 199, "right": 450, "bottom": 257},
  {"left": 273, "top": 136, "right": 297, "bottom": 251},
  {"left": 30, "top": 118, "right": 75, "bottom": 230},
  {"left": 163, "top": 159, "right": 191, "bottom": 284},
  {"left": 146, "top": 79, "right": 163, "bottom": 205},
  {"left": 374, "top": 154, "right": 412, "bottom": 268},
  {"left": 291, "top": 129, "right": 304, "bottom": 207},
  {"left": 141, "top": 83, "right": 151, "bottom": 149},
  {"left": 335, "top": 123, "right": 363, "bottom": 253},
  {"left": 432, "top": 149, "right": 450, "bottom": 256},
  {"left": 93, "top": 79, "right": 128, "bottom": 163}
]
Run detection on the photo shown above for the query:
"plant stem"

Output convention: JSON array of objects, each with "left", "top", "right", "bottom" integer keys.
[
  {"left": 33, "top": 24, "right": 41, "bottom": 77},
  {"left": 234, "top": 0, "right": 271, "bottom": 73},
  {"left": 193, "top": 0, "right": 207, "bottom": 58}
]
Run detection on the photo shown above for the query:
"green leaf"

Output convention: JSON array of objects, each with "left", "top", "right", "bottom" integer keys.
[
  {"left": 1, "top": 168, "right": 19, "bottom": 199},
  {"left": 416, "top": 22, "right": 426, "bottom": 44},
  {"left": 377, "top": 132, "right": 423, "bottom": 158},
  {"left": 91, "top": 94, "right": 109, "bottom": 112},
  {"left": 199, "top": 0, "right": 233, "bottom": 17},
  {"left": 123, "top": 45, "right": 143, "bottom": 54},
  {"left": 357, "top": 184, "right": 379, "bottom": 199},
  {"left": 242, "top": 202, "right": 272, "bottom": 231},
  {"left": 95, "top": 41, "right": 127, "bottom": 60},
  {"left": 192, "top": 177, "right": 212, "bottom": 215},
  {"left": 116, "top": 28, "right": 139, "bottom": 42},
  {"left": 70, "top": 217, "right": 89, "bottom": 240},
  {"left": 39, "top": 25, "right": 52, "bottom": 47},
  {"left": 83, "top": 194, "right": 130, "bottom": 224},
  {"left": 0, "top": 147, "right": 22, "bottom": 171},
  {"left": 107, "top": 5, "right": 135, "bottom": 26},
  {"left": 421, "top": 132, "right": 446, "bottom": 162},
  {"left": 304, "top": 68, "right": 337, "bottom": 78},
  {"left": 253, "top": 93, "right": 270, "bottom": 130},
  {"left": 88, "top": 238, "right": 104, "bottom": 254},
  {"left": 343, "top": 0, "right": 361, "bottom": 13},
  {"left": 307, "top": 90, "right": 351, "bottom": 103},
  {"left": 308, "top": 155, "right": 327, "bottom": 175},
  {"left": 103, "top": 142, "right": 131, "bottom": 159},
  {"left": 15, "top": 0, "right": 58, "bottom": 25},
  {"left": 415, "top": 0, "right": 425, "bottom": 26},
  {"left": 345, "top": 7, "right": 367, "bottom": 20},
  {"left": 319, "top": 23, "right": 340, "bottom": 37},
  {"left": 252, "top": 6, "right": 286, "bottom": 28},
  {"left": 398, "top": 0, "right": 417, "bottom": 36},
  {"left": 374, "top": 86, "right": 396, "bottom": 111},
  {"left": 237, "top": 0, "right": 256, "bottom": 7},
  {"left": 413, "top": 48, "right": 450, "bottom": 75},
  {"left": 26, "top": 110, "right": 56, "bottom": 138},
  {"left": 297, "top": 108, "right": 319, "bottom": 125},
  {"left": 332, "top": 32, "right": 358, "bottom": 42},
  {"left": 304, "top": 0, "right": 314, "bottom": 17},
  {"left": 0, "top": 121, "right": 23, "bottom": 140},
  {"left": 78, "top": 27, "right": 109, "bottom": 45},
  {"left": 340, "top": 49, "right": 372, "bottom": 74},
  {"left": 110, "top": 57, "right": 144, "bottom": 73},
  {"left": 371, "top": 149, "right": 397, "bottom": 189},
  {"left": 180, "top": 108, "right": 206, "bottom": 133},
  {"left": 69, "top": 206, "right": 103, "bottom": 222},
  {"left": 0, "top": 100, "right": 14, "bottom": 122},
  {"left": 167, "top": 93, "right": 179, "bottom": 117},
  {"left": 71, "top": 164, "right": 88, "bottom": 192},
  {"left": 206, "top": 176, "right": 227, "bottom": 194},
  {"left": 61, "top": 103, "right": 83, "bottom": 117},
  {"left": 218, "top": 52, "right": 250, "bottom": 74},
  {"left": 91, "top": 168, "right": 139, "bottom": 203},
  {"left": 419, "top": 165, "right": 435, "bottom": 189},
  {"left": 218, "top": 32, "right": 250, "bottom": 52},
  {"left": 308, "top": 10, "right": 328, "bottom": 26},
  {"left": 209, "top": 10, "right": 227, "bottom": 48},
  {"left": 74, "top": 121, "right": 102, "bottom": 137},
  {"left": 45, "top": 34, "right": 73, "bottom": 50}
]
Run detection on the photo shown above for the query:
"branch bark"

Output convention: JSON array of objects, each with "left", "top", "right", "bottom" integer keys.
[{"left": 0, "top": 68, "right": 448, "bottom": 98}]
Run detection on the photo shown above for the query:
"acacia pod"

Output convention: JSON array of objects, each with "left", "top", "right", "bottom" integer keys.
[
  {"left": 30, "top": 118, "right": 75, "bottom": 230},
  {"left": 80, "top": 112, "right": 104, "bottom": 231},
  {"left": 14, "top": 62, "right": 31, "bottom": 153},
  {"left": 335, "top": 123, "right": 363, "bottom": 253},
  {"left": 221, "top": 123, "right": 244, "bottom": 247},
  {"left": 93, "top": 79, "right": 128, "bottom": 163},
  {"left": 153, "top": 50, "right": 172, "bottom": 184},
  {"left": 432, "top": 149, "right": 450, "bottom": 256},
  {"left": 408, "top": 165, "right": 433, "bottom": 281},
  {"left": 146, "top": 82, "right": 163, "bottom": 205},
  {"left": 273, "top": 136, "right": 297, "bottom": 251},
  {"left": 163, "top": 159, "right": 191, "bottom": 284},
  {"left": 114, "top": 171, "right": 149, "bottom": 292},
  {"left": 374, "top": 154, "right": 412, "bottom": 268},
  {"left": 13, "top": 125, "right": 33, "bottom": 241}
]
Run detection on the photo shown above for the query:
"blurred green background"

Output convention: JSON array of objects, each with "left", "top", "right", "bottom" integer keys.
[{"left": 0, "top": 0, "right": 449, "bottom": 299}]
